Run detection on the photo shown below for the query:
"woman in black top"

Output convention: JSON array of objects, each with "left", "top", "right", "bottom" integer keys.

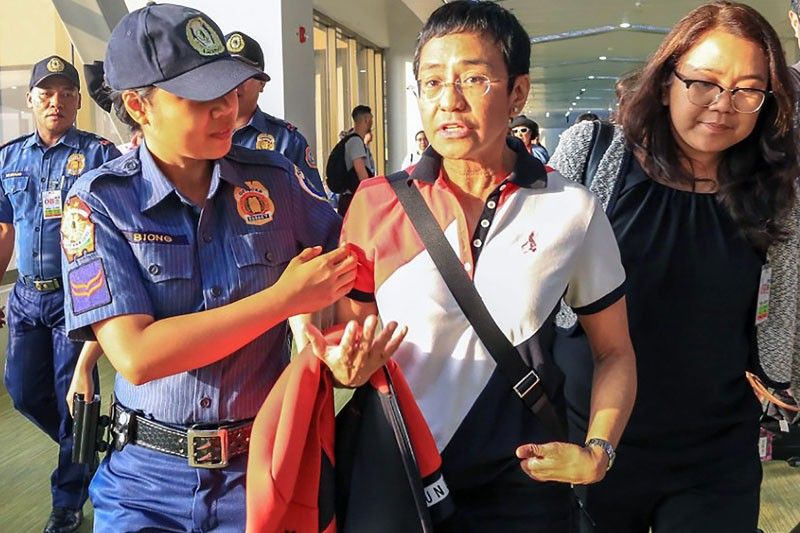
[{"left": 550, "top": 2, "right": 798, "bottom": 532}]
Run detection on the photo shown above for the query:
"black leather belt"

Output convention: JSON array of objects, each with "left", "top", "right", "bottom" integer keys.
[
  {"left": 20, "top": 276, "right": 61, "bottom": 292},
  {"left": 112, "top": 404, "right": 252, "bottom": 469}
]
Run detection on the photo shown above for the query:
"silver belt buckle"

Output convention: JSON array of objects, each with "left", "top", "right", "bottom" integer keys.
[
  {"left": 187, "top": 427, "right": 228, "bottom": 469},
  {"left": 33, "top": 279, "right": 59, "bottom": 291}
]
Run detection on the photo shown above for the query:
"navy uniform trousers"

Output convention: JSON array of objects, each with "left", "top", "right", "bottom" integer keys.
[{"left": 4, "top": 281, "right": 97, "bottom": 510}]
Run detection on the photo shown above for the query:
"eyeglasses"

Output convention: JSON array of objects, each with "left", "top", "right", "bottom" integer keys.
[
  {"left": 412, "top": 74, "right": 508, "bottom": 102},
  {"left": 673, "top": 71, "right": 770, "bottom": 114},
  {"left": 512, "top": 127, "right": 530, "bottom": 134}
]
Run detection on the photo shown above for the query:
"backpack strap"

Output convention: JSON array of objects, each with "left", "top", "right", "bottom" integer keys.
[
  {"left": 387, "top": 171, "right": 566, "bottom": 439},
  {"left": 581, "top": 120, "right": 615, "bottom": 189}
]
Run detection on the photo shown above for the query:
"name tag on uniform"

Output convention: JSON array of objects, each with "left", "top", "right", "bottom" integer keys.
[
  {"left": 42, "top": 190, "right": 63, "bottom": 219},
  {"left": 755, "top": 264, "right": 771, "bottom": 325}
]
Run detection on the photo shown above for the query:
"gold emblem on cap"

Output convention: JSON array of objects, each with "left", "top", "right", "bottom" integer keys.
[
  {"left": 186, "top": 17, "right": 225, "bottom": 56},
  {"left": 226, "top": 33, "right": 245, "bottom": 54},
  {"left": 66, "top": 153, "right": 86, "bottom": 176},
  {"left": 46, "top": 57, "right": 65, "bottom": 73},
  {"left": 256, "top": 133, "right": 275, "bottom": 151}
]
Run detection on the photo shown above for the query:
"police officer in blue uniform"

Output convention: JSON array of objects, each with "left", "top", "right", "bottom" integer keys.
[
  {"left": 62, "top": 5, "right": 353, "bottom": 531},
  {"left": 225, "top": 30, "right": 327, "bottom": 197},
  {"left": 0, "top": 55, "right": 120, "bottom": 533}
]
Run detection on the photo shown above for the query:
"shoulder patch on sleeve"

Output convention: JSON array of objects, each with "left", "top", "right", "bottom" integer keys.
[
  {"left": 305, "top": 145, "right": 317, "bottom": 169},
  {"left": 69, "top": 258, "right": 112, "bottom": 315},
  {"left": 61, "top": 196, "right": 96, "bottom": 262},
  {"left": 293, "top": 164, "right": 327, "bottom": 201}
]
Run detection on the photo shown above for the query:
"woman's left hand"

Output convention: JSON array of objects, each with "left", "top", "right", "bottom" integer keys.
[
  {"left": 305, "top": 315, "right": 408, "bottom": 388},
  {"left": 515, "top": 441, "right": 608, "bottom": 485}
]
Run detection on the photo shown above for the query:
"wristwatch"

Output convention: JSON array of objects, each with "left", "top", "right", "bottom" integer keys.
[{"left": 585, "top": 438, "right": 616, "bottom": 471}]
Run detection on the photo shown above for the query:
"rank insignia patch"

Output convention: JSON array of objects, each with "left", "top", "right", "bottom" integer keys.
[
  {"left": 65, "top": 153, "right": 85, "bottom": 176},
  {"left": 255, "top": 133, "right": 275, "bottom": 151},
  {"left": 61, "top": 196, "right": 95, "bottom": 262},
  {"left": 69, "top": 258, "right": 111, "bottom": 315},
  {"left": 234, "top": 180, "right": 275, "bottom": 225}
]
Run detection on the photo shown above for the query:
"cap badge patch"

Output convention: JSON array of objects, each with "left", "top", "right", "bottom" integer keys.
[
  {"left": 226, "top": 33, "right": 245, "bottom": 54},
  {"left": 186, "top": 17, "right": 225, "bottom": 56},
  {"left": 46, "top": 57, "right": 65, "bottom": 73},
  {"left": 256, "top": 133, "right": 275, "bottom": 151},
  {"left": 65, "top": 153, "right": 86, "bottom": 176},
  {"left": 61, "top": 196, "right": 95, "bottom": 262},
  {"left": 234, "top": 180, "right": 275, "bottom": 225}
]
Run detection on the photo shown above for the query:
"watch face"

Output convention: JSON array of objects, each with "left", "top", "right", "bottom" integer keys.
[{"left": 586, "top": 438, "right": 615, "bottom": 470}]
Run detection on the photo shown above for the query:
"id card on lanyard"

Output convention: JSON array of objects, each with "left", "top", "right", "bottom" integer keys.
[
  {"left": 755, "top": 264, "right": 771, "bottom": 325},
  {"left": 42, "top": 176, "right": 64, "bottom": 219}
]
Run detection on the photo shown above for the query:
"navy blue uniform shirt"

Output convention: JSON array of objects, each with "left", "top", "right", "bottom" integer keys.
[
  {"left": 61, "top": 143, "right": 341, "bottom": 424},
  {"left": 0, "top": 127, "right": 120, "bottom": 279},
  {"left": 232, "top": 107, "right": 325, "bottom": 196}
]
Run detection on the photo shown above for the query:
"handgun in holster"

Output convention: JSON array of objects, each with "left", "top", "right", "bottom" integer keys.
[{"left": 71, "top": 393, "right": 111, "bottom": 465}]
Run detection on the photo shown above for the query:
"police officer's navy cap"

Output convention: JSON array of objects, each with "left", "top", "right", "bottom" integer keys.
[
  {"left": 224, "top": 31, "right": 270, "bottom": 82},
  {"left": 105, "top": 3, "right": 261, "bottom": 101},
  {"left": 29, "top": 55, "right": 80, "bottom": 90}
]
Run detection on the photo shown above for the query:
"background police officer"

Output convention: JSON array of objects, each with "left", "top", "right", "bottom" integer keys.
[
  {"left": 225, "top": 31, "right": 327, "bottom": 197},
  {"left": 0, "top": 55, "right": 120, "bottom": 533}
]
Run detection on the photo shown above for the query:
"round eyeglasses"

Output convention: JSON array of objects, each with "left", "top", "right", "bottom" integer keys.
[
  {"left": 412, "top": 75, "right": 509, "bottom": 102},
  {"left": 673, "top": 71, "right": 770, "bottom": 114}
]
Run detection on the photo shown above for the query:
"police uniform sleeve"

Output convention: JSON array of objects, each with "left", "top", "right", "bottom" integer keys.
[
  {"left": 284, "top": 131, "right": 325, "bottom": 196},
  {"left": 564, "top": 195, "right": 625, "bottom": 314},
  {"left": 289, "top": 164, "right": 341, "bottom": 253},
  {"left": 61, "top": 188, "right": 154, "bottom": 341},
  {"left": 0, "top": 147, "right": 13, "bottom": 223}
]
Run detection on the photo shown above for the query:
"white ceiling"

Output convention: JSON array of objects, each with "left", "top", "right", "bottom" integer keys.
[{"left": 497, "top": 0, "right": 798, "bottom": 129}]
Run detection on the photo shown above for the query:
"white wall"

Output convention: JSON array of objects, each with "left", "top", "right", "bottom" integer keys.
[
  {"left": 384, "top": 1, "right": 424, "bottom": 173},
  {"left": 313, "top": 0, "right": 389, "bottom": 48}
]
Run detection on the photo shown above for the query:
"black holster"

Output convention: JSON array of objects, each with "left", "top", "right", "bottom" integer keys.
[{"left": 71, "top": 393, "right": 110, "bottom": 465}]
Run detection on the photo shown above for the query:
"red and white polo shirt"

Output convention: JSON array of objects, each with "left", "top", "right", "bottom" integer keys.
[{"left": 341, "top": 142, "right": 625, "bottom": 491}]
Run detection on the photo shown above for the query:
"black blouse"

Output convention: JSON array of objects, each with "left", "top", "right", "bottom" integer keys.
[{"left": 562, "top": 153, "right": 763, "bottom": 471}]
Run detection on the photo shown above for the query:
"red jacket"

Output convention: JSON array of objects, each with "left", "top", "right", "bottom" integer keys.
[{"left": 246, "top": 338, "right": 453, "bottom": 533}]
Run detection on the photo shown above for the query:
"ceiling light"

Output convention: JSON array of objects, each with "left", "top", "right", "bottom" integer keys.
[
  {"left": 581, "top": 88, "right": 586, "bottom": 92},
  {"left": 545, "top": 111, "right": 550, "bottom": 118},
  {"left": 599, "top": 56, "right": 607, "bottom": 61},
  {"left": 575, "top": 96, "right": 581, "bottom": 100},
  {"left": 588, "top": 75, "right": 596, "bottom": 80},
  {"left": 619, "top": 22, "right": 631, "bottom": 29}
]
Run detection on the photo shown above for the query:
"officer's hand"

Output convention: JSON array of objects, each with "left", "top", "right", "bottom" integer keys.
[
  {"left": 276, "top": 245, "right": 357, "bottom": 315},
  {"left": 0, "top": 305, "right": 5, "bottom": 329},
  {"left": 515, "top": 441, "right": 608, "bottom": 485},
  {"left": 66, "top": 365, "right": 95, "bottom": 417},
  {"left": 305, "top": 315, "right": 407, "bottom": 388}
]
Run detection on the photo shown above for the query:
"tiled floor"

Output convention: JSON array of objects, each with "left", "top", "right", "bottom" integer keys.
[{"left": 0, "top": 331, "right": 798, "bottom": 532}]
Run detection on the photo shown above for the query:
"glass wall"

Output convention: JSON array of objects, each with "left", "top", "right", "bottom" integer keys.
[
  {"left": 313, "top": 15, "right": 386, "bottom": 178},
  {"left": 0, "top": 0, "right": 123, "bottom": 146}
]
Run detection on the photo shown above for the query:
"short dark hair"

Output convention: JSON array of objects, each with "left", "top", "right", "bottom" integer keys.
[
  {"left": 619, "top": 1, "right": 797, "bottom": 251},
  {"left": 415, "top": 130, "right": 425, "bottom": 138},
  {"left": 413, "top": 0, "right": 530, "bottom": 88},
  {"left": 577, "top": 112, "right": 599, "bottom": 122},
  {"left": 352, "top": 105, "right": 372, "bottom": 122},
  {"left": 792, "top": 0, "right": 800, "bottom": 16}
]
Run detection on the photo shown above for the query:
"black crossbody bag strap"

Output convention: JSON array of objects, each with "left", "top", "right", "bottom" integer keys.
[
  {"left": 581, "top": 120, "right": 615, "bottom": 189},
  {"left": 388, "top": 172, "right": 565, "bottom": 440}
]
